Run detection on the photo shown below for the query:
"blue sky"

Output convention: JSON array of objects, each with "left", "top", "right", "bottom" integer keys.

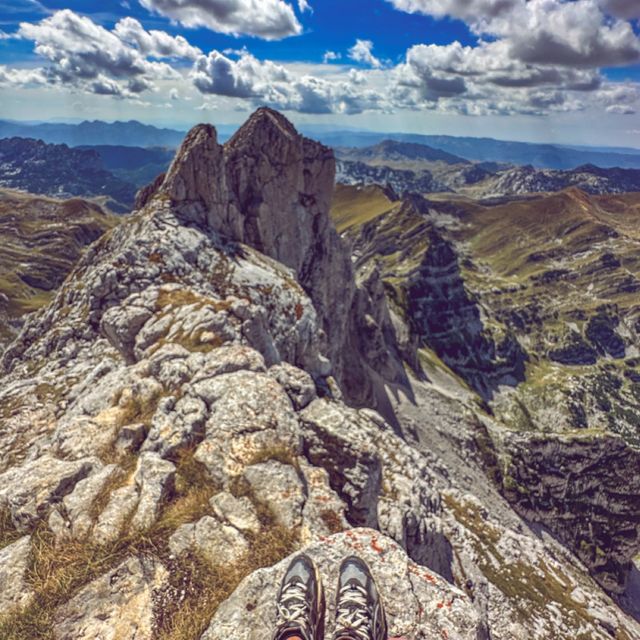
[{"left": 1, "top": 0, "right": 640, "bottom": 146}]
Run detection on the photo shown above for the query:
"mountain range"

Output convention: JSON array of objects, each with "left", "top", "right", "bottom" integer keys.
[
  {"left": 0, "top": 108, "right": 638, "bottom": 639},
  {"left": 0, "top": 138, "right": 138, "bottom": 211},
  {"left": 336, "top": 141, "right": 640, "bottom": 197},
  {"left": 2, "top": 118, "right": 640, "bottom": 170}
]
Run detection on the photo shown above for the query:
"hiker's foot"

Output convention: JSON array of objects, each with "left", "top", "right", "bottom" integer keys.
[
  {"left": 274, "top": 554, "right": 325, "bottom": 640},
  {"left": 332, "top": 556, "right": 388, "bottom": 640}
]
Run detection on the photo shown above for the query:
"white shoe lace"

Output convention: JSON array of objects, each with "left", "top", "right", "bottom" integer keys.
[
  {"left": 335, "top": 584, "right": 372, "bottom": 640},
  {"left": 276, "top": 581, "right": 310, "bottom": 628}
]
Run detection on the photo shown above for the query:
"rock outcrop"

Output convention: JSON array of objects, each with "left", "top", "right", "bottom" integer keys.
[{"left": 135, "top": 107, "right": 402, "bottom": 412}]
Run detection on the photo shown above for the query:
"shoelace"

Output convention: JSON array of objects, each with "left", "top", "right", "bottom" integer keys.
[
  {"left": 276, "top": 581, "right": 310, "bottom": 628},
  {"left": 335, "top": 583, "right": 372, "bottom": 640}
]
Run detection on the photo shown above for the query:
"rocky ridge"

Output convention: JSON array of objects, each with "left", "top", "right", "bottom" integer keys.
[
  {"left": 0, "top": 110, "right": 638, "bottom": 639},
  {"left": 335, "top": 141, "right": 640, "bottom": 198}
]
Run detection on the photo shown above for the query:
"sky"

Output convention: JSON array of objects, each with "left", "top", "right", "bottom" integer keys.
[{"left": 1, "top": 0, "right": 640, "bottom": 146}]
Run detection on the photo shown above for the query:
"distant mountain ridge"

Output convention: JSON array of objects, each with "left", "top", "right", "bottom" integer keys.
[
  {"left": 0, "top": 137, "right": 137, "bottom": 209},
  {"left": 0, "top": 120, "right": 186, "bottom": 148},
  {"left": 338, "top": 139, "right": 469, "bottom": 165},
  {"left": 2, "top": 118, "right": 640, "bottom": 169},
  {"left": 78, "top": 145, "right": 175, "bottom": 187},
  {"left": 336, "top": 140, "right": 640, "bottom": 196},
  {"left": 319, "top": 131, "right": 640, "bottom": 170}
]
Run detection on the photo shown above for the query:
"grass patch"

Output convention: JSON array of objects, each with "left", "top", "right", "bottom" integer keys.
[{"left": 0, "top": 507, "right": 22, "bottom": 551}]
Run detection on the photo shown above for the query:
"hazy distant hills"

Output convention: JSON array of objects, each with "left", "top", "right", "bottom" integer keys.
[
  {"left": 79, "top": 145, "right": 175, "bottom": 187},
  {"left": 320, "top": 131, "right": 640, "bottom": 170},
  {"left": 338, "top": 139, "right": 469, "bottom": 165},
  {"left": 1, "top": 121, "right": 640, "bottom": 208},
  {"left": 0, "top": 119, "right": 186, "bottom": 148},
  {"left": 2, "top": 119, "right": 640, "bottom": 170},
  {"left": 336, "top": 140, "right": 640, "bottom": 196}
]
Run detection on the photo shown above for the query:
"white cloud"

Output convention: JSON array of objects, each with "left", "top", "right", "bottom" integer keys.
[
  {"left": 606, "top": 104, "right": 635, "bottom": 114},
  {"left": 504, "top": 0, "right": 640, "bottom": 68},
  {"left": 388, "top": 0, "right": 640, "bottom": 68},
  {"left": 323, "top": 50, "right": 341, "bottom": 64},
  {"left": 15, "top": 10, "right": 193, "bottom": 98},
  {"left": 0, "top": 64, "right": 46, "bottom": 86},
  {"left": 191, "top": 49, "right": 386, "bottom": 114},
  {"left": 348, "top": 39, "right": 382, "bottom": 68},
  {"left": 384, "top": 0, "right": 640, "bottom": 117},
  {"left": 193, "top": 49, "right": 288, "bottom": 98},
  {"left": 389, "top": 39, "right": 620, "bottom": 116},
  {"left": 139, "top": 0, "right": 303, "bottom": 40},
  {"left": 170, "top": 87, "right": 180, "bottom": 100},
  {"left": 387, "top": 0, "right": 517, "bottom": 22},
  {"left": 113, "top": 17, "right": 202, "bottom": 60},
  {"left": 298, "top": 0, "right": 312, "bottom": 12}
]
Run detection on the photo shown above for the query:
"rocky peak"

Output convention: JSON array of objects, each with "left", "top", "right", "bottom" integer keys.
[
  {"left": 225, "top": 107, "right": 299, "bottom": 151},
  {"left": 135, "top": 110, "right": 397, "bottom": 412},
  {"left": 160, "top": 124, "right": 223, "bottom": 210}
]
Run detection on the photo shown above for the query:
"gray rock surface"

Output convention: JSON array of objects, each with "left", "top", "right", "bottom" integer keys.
[
  {"left": 0, "top": 536, "right": 33, "bottom": 610},
  {"left": 169, "top": 516, "right": 249, "bottom": 565},
  {"left": 53, "top": 556, "right": 168, "bottom": 640}
]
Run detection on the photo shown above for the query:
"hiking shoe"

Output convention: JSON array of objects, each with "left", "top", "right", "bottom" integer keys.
[
  {"left": 274, "top": 553, "right": 325, "bottom": 640},
  {"left": 332, "top": 556, "right": 388, "bottom": 640}
]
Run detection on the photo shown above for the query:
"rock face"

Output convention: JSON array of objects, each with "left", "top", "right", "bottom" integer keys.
[
  {"left": 343, "top": 197, "right": 526, "bottom": 400},
  {"left": 500, "top": 431, "right": 640, "bottom": 594},
  {"left": 53, "top": 556, "right": 169, "bottom": 640},
  {"left": 0, "top": 110, "right": 639, "bottom": 640},
  {"left": 136, "top": 107, "right": 399, "bottom": 411}
]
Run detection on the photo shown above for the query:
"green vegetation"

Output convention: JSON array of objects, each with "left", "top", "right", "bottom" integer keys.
[{"left": 330, "top": 183, "right": 395, "bottom": 232}]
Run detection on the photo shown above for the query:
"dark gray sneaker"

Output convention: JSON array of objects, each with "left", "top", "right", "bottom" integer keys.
[
  {"left": 274, "top": 554, "right": 325, "bottom": 640},
  {"left": 332, "top": 556, "right": 388, "bottom": 640}
]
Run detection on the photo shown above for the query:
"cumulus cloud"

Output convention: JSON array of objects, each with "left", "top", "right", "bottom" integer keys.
[
  {"left": 384, "top": 0, "right": 640, "bottom": 116},
  {"left": 192, "top": 49, "right": 385, "bottom": 114},
  {"left": 387, "top": 0, "right": 517, "bottom": 22},
  {"left": 348, "top": 39, "right": 382, "bottom": 68},
  {"left": 113, "top": 17, "right": 202, "bottom": 60},
  {"left": 139, "top": 0, "right": 302, "bottom": 40},
  {"left": 0, "top": 64, "right": 46, "bottom": 86},
  {"left": 298, "top": 0, "right": 312, "bottom": 12},
  {"left": 192, "top": 50, "right": 287, "bottom": 98},
  {"left": 388, "top": 0, "right": 640, "bottom": 68},
  {"left": 323, "top": 50, "right": 341, "bottom": 63},
  {"left": 504, "top": 0, "right": 640, "bottom": 67},
  {"left": 390, "top": 39, "right": 614, "bottom": 116},
  {"left": 15, "top": 10, "right": 197, "bottom": 97}
]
